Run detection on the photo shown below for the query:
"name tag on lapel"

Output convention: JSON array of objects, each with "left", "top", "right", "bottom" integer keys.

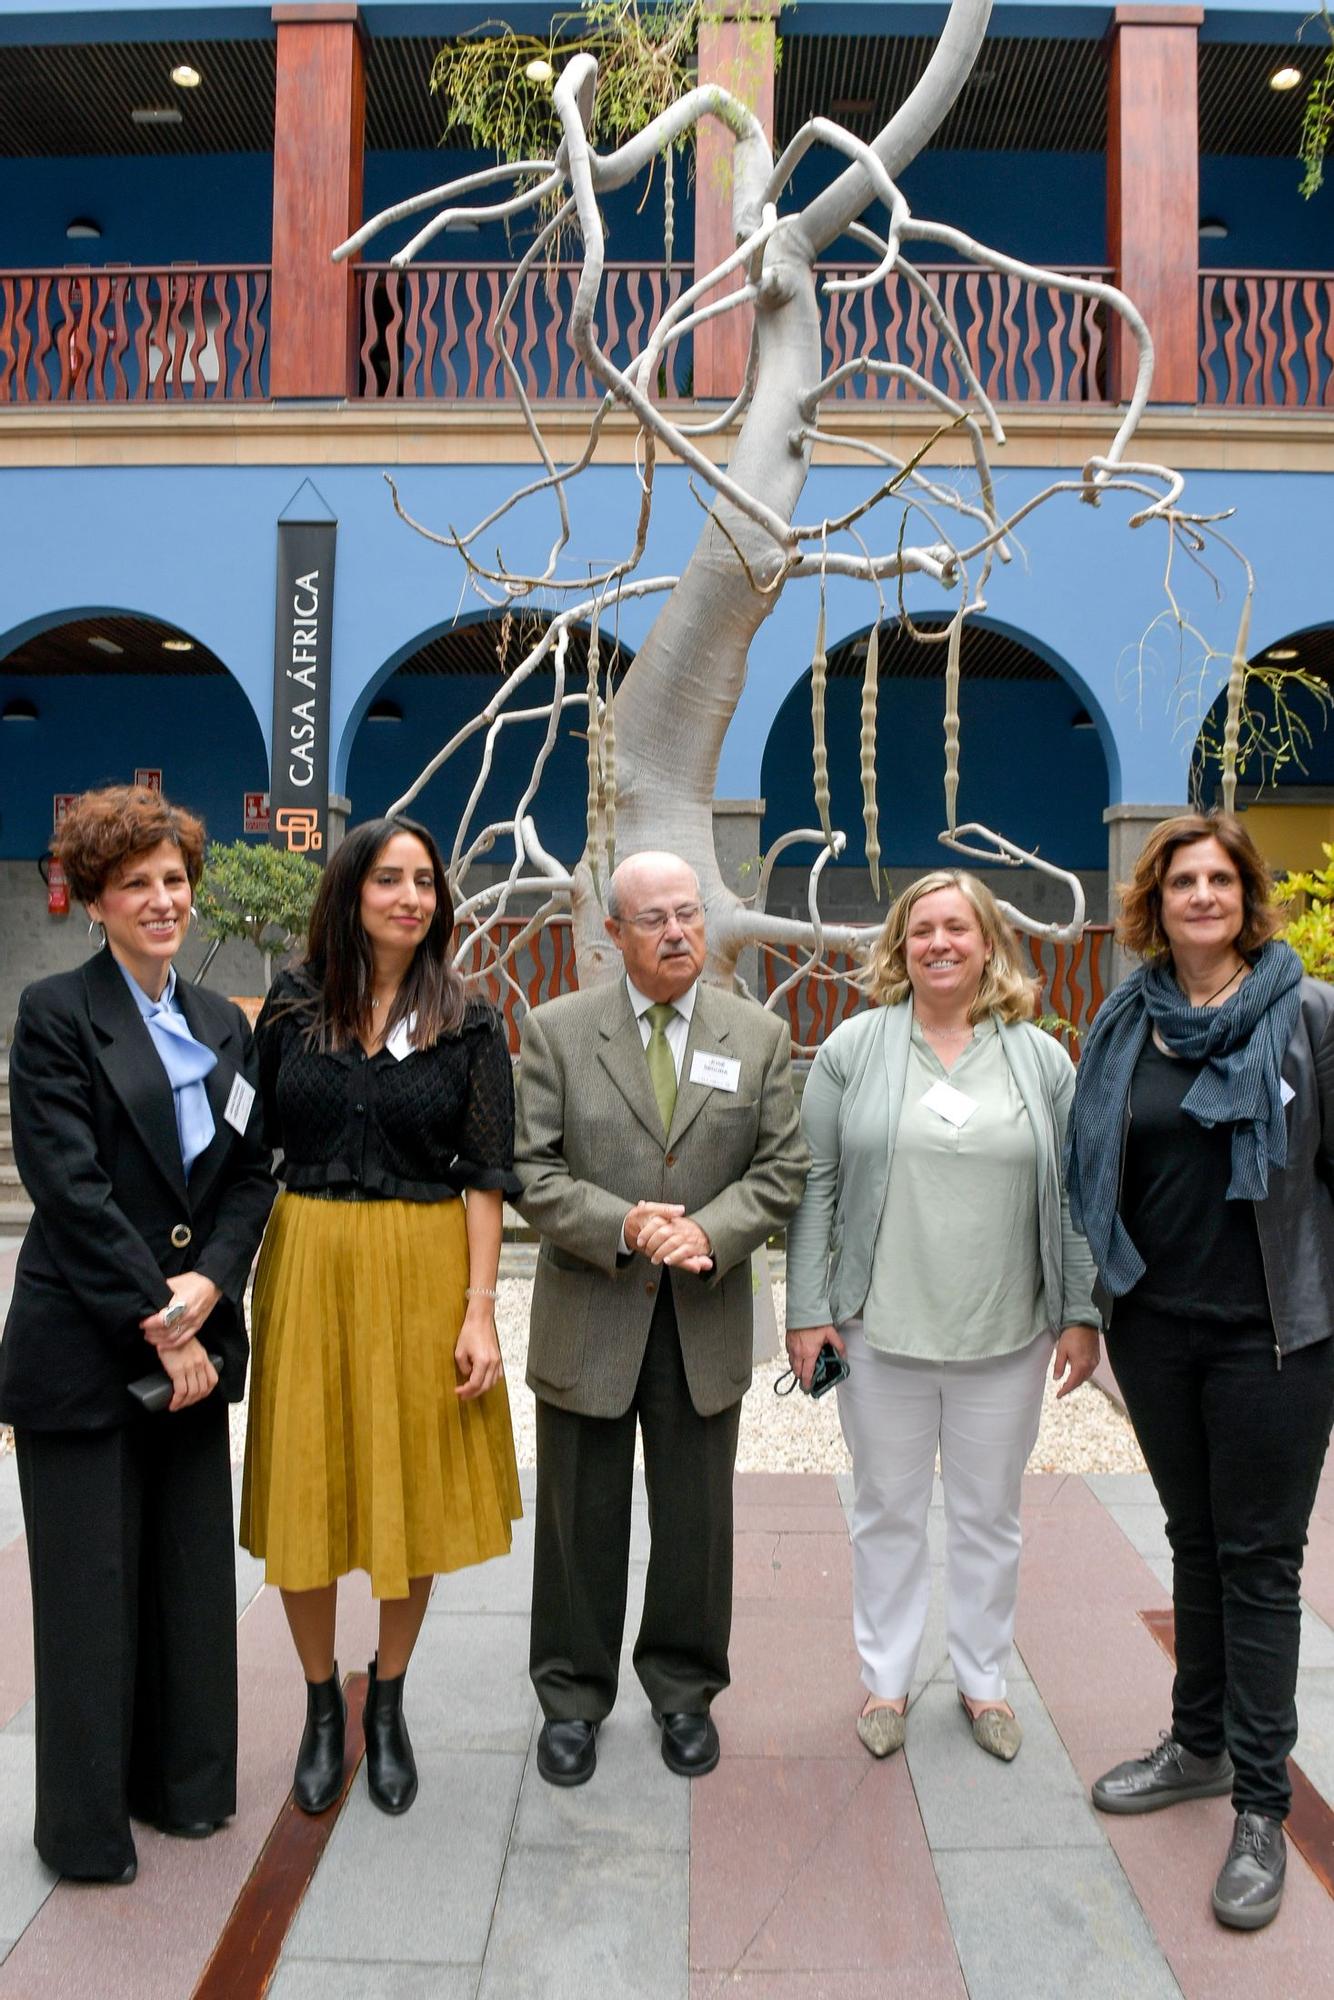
[
  {"left": 385, "top": 1015, "right": 418, "bottom": 1063},
  {"left": 690, "top": 1050, "right": 740, "bottom": 1093},
  {"left": 224, "top": 1073, "right": 256, "bottom": 1135},
  {"left": 921, "top": 1079, "right": 977, "bottom": 1128},
  {"left": 1281, "top": 1079, "right": 1296, "bottom": 1107}
]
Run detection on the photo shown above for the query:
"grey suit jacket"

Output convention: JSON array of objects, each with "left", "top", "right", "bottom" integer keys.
[{"left": 514, "top": 979, "right": 809, "bottom": 1418}]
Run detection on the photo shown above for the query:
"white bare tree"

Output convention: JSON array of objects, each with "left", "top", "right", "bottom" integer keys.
[{"left": 337, "top": 0, "right": 1250, "bottom": 1018}]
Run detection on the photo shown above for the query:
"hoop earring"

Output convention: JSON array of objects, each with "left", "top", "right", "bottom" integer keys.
[{"left": 88, "top": 918, "right": 106, "bottom": 949}]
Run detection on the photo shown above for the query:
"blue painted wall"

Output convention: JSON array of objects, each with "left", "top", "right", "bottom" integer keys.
[
  {"left": 0, "top": 153, "right": 273, "bottom": 266},
  {"left": 0, "top": 671, "right": 268, "bottom": 857},
  {"left": 1199, "top": 157, "right": 1334, "bottom": 269}
]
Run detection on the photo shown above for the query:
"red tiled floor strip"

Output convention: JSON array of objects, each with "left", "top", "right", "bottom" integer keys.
[
  {"left": 192, "top": 1670, "right": 369, "bottom": 2000},
  {"left": 1139, "top": 1608, "right": 1334, "bottom": 1900}
]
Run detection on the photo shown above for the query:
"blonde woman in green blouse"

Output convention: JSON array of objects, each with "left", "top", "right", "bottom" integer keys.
[{"left": 785, "top": 872, "right": 1100, "bottom": 1762}]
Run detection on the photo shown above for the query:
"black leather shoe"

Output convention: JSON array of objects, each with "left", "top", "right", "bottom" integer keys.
[
  {"left": 363, "top": 1653, "right": 418, "bottom": 1815},
  {"left": 112, "top": 1858, "right": 138, "bottom": 1885},
  {"left": 536, "top": 1718, "right": 598, "bottom": 1787},
  {"left": 656, "top": 1710, "right": 720, "bottom": 1778},
  {"left": 293, "top": 1663, "right": 346, "bottom": 1815},
  {"left": 1092, "top": 1732, "right": 1233, "bottom": 1815},
  {"left": 1212, "top": 1811, "right": 1286, "bottom": 1930},
  {"left": 157, "top": 1820, "right": 223, "bottom": 1840}
]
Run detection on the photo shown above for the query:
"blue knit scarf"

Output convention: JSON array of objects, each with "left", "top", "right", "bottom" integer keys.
[{"left": 1066, "top": 940, "right": 1303, "bottom": 1297}]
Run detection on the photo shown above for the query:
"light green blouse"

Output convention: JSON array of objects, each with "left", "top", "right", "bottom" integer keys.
[{"left": 861, "top": 1019, "right": 1049, "bottom": 1361}]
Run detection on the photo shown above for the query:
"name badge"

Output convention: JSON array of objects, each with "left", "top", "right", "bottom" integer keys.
[
  {"left": 921, "top": 1078, "right": 977, "bottom": 1128},
  {"left": 690, "top": 1050, "right": 740, "bottom": 1093},
  {"left": 1280, "top": 1079, "right": 1296, "bottom": 1107},
  {"left": 224, "top": 1073, "right": 256, "bottom": 1135},
  {"left": 385, "top": 1015, "right": 418, "bottom": 1063}
]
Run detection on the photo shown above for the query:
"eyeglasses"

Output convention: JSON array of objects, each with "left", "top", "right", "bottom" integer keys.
[{"left": 619, "top": 903, "right": 704, "bottom": 934}]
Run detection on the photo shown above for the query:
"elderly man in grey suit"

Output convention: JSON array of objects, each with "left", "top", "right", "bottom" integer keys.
[{"left": 514, "top": 851, "right": 809, "bottom": 1786}]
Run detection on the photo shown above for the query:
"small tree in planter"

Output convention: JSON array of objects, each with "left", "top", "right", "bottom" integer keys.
[{"left": 195, "top": 841, "right": 322, "bottom": 997}]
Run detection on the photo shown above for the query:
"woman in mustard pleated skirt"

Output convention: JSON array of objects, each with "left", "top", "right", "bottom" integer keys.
[{"left": 242, "top": 816, "right": 521, "bottom": 1818}]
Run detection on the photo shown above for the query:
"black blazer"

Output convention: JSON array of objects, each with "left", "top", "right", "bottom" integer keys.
[{"left": 0, "top": 948, "right": 275, "bottom": 1431}]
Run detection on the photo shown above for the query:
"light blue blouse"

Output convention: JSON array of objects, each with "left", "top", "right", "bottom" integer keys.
[{"left": 118, "top": 960, "right": 217, "bottom": 1175}]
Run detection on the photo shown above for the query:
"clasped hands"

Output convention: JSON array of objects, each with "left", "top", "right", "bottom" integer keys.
[
  {"left": 624, "top": 1201, "right": 713, "bottom": 1274},
  {"left": 139, "top": 1271, "right": 224, "bottom": 1413}
]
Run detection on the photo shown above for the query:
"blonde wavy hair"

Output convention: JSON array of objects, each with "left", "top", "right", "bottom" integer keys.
[{"left": 858, "top": 869, "right": 1037, "bottom": 1024}]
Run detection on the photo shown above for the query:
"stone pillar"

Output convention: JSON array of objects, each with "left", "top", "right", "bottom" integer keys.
[
  {"left": 1107, "top": 6, "right": 1202, "bottom": 405},
  {"left": 1104, "top": 801, "right": 1183, "bottom": 981},
  {"left": 326, "top": 792, "right": 352, "bottom": 853},
  {"left": 270, "top": 4, "right": 366, "bottom": 398},
  {"left": 693, "top": 4, "right": 777, "bottom": 399}
]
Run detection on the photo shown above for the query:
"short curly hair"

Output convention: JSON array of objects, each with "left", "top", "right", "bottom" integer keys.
[
  {"left": 1116, "top": 811, "right": 1282, "bottom": 959},
  {"left": 54, "top": 786, "right": 206, "bottom": 905}
]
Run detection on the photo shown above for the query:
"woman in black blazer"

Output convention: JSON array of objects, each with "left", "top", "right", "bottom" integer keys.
[{"left": 0, "top": 786, "right": 274, "bottom": 1884}]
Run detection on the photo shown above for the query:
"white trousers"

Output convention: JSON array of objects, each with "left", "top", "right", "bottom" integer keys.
[{"left": 835, "top": 1321, "right": 1051, "bottom": 1702}]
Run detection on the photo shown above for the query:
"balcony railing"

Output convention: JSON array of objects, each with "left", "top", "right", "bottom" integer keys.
[
  {"left": 357, "top": 261, "right": 690, "bottom": 401},
  {"left": 0, "top": 265, "right": 270, "bottom": 403},
  {"left": 815, "top": 264, "right": 1112, "bottom": 406},
  {"left": 1200, "top": 270, "right": 1334, "bottom": 408}
]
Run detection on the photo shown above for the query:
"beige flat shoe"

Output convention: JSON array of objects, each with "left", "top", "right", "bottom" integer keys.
[
  {"left": 856, "top": 1701, "right": 907, "bottom": 1760},
  {"left": 960, "top": 1694, "right": 1022, "bottom": 1761}
]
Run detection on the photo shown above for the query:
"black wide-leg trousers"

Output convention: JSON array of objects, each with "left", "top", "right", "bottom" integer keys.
[
  {"left": 1109, "top": 1304, "right": 1334, "bottom": 1821},
  {"left": 530, "top": 1280, "right": 743, "bottom": 1722},
  {"left": 15, "top": 1397, "right": 238, "bottom": 1878}
]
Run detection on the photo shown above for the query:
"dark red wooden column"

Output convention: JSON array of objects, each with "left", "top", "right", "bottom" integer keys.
[
  {"left": 1107, "top": 5, "right": 1203, "bottom": 405},
  {"left": 693, "top": 3, "right": 777, "bottom": 400},
  {"left": 270, "top": 3, "right": 366, "bottom": 398}
]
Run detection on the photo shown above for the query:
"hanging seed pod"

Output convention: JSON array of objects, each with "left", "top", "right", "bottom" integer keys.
[
  {"left": 600, "top": 639, "right": 617, "bottom": 876},
  {"left": 1220, "top": 591, "right": 1253, "bottom": 815},
  {"left": 943, "top": 611, "right": 963, "bottom": 833},
  {"left": 860, "top": 623, "right": 881, "bottom": 899},
  {"left": 585, "top": 626, "right": 603, "bottom": 899},
  {"left": 811, "top": 595, "right": 833, "bottom": 848},
  {"left": 663, "top": 149, "right": 675, "bottom": 278}
]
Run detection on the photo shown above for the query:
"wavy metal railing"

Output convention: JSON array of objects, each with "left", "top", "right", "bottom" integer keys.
[
  {"left": 0, "top": 266, "right": 270, "bottom": 403},
  {"left": 1199, "top": 270, "right": 1334, "bottom": 408},
  {"left": 814, "top": 263, "right": 1113, "bottom": 405},
  {"left": 357, "top": 261, "right": 689, "bottom": 400}
]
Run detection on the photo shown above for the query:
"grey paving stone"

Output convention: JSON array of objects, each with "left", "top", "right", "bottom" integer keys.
[
  {"left": 271, "top": 1962, "right": 478, "bottom": 2000},
  {"left": 935, "top": 1847, "right": 1181, "bottom": 2000},
  {"left": 512, "top": 1704, "right": 689, "bottom": 1853},
  {"left": 477, "top": 1844, "right": 687, "bottom": 2000},
  {"left": 285, "top": 1749, "right": 524, "bottom": 1965},
  {"left": 401, "top": 1614, "right": 537, "bottom": 1754},
  {"left": 234, "top": 1544, "right": 266, "bottom": 1614},
  {"left": 0, "top": 1456, "right": 24, "bottom": 1548},
  {"left": 4, "top": 1698, "right": 34, "bottom": 1736},
  {"left": 1292, "top": 1667, "right": 1334, "bottom": 1805},
  {"left": 1104, "top": 1504, "right": 1172, "bottom": 1562},
  {"left": 0, "top": 1939, "right": 14, "bottom": 1965},
  {"left": 1298, "top": 1604, "right": 1334, "bottom": 1670},
  {"left": 0, "top": 1735, "right": 56, "bottom": 1940},
  {"left": 904, "top": 1680, "right": 1103, "bottom": 1852},
  {"left": 1145, "top": 1556, "right": 1174, "bottom": 1593},
  {"left": 429, "top": 1516, "right": 536, "bottom": 1616},
  {"left": 1082, "top": 1472, "right": 1160, "bottom": 1505}
]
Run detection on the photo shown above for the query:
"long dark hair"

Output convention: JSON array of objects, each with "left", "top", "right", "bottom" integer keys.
[{"left": 298, "top": 817, "right": 466, "bottom": 1050}]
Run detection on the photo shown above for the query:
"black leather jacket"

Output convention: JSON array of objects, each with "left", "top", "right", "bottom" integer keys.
[{"left": 1104, "top": 976, "right": 1334, "bottom": 1361}]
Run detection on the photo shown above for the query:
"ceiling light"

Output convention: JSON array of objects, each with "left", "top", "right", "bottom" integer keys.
[
  {"left": 367, "top": 698, "right": 403, "bottom": 722},
  {"left": 1265, "top": 647, "right": 1300, "bottom": 661},
  {"left": 524, "top": 58, "right": 554, "bottom": 83},
  {"left": 171, "top": 64, "right": 201, "bottom": 89},
  {"left": 161, "top": 637, "right": 195, "bottom": 653},
  {"left": 1270, "top": 67, "right": 1302, "bottom": 91},
  {"left": 443, "top": 217, "right": 481, "bottom": 233},
  {"left": 132, "top": 106, "right": 183, "bottom": 126},
  {"left": 2, "top": 698, "right": 38, "bottom": 722},
  {"left": 65, "top": 216, "right": 102, "bottom": 241},
  {"left": 88, "top": 634, "right": 124, "bottom": 655},
  {"left": 1198, "top": 216, "right": 1229, "bottom": 240},
  {"left": 1071, "top": 708, "right": 1096, "bottom": 730}
]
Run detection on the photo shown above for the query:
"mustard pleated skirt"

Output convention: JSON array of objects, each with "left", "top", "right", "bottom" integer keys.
[{"left": 240, "top": 1191, "right": 521, "bottom": 1598}]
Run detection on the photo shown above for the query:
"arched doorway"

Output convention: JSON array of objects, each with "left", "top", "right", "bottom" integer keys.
[{"left": 1191, "top": 622, "right": 1334, "bottom": 877}]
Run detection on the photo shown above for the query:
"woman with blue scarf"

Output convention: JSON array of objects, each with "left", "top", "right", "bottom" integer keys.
[
  {"left": 0, "top": 787, "right": 274, "bottom": 1884},
  {"left": 1067, "top": 811, "right": 1334, "bottom": 1933}
]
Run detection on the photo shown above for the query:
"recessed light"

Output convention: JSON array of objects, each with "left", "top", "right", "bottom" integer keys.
[
  {"left": 1199, "top": 216, "right": 1229, "bottom": 240},
  {"left": 1071, "top": 708, "right": 1096, "bottom": 730},
  {"left": 1270, "top": 67, "right": 1302, "bottom": 92},
  {"left": 367, "top": 698, "right": 403, "bottom": 722},
  {"left": 443, "top": 217, "right": 481, "bottom": 233},
  {"left": 88, "top": 634, "right": 124, "bottom": 655},
  {"left": 171, "top": 64, "right": 201, "bottom": 89},
  {"left": 2, "top": 698, "right": 38, "bottom": 722},
  {"left": 1265, "top": 647, "right": 1300, "bottom": 661},
  {"left": 161, "top": 637, "right": 195, "bottom": 653},
  {"left": 132, "top": 106, "right": 183, "bottom": 126},
  {"left": 524, "top": 58, "right": 554, "bottom": 83},
  {"left": 65, "top": 216, "right": 102, "bottom": 240}
]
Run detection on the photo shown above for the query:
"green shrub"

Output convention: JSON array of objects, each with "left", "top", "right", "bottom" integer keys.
[
  {"left": 195, "top": 840, "right": 321, "bottom": 989},
  {"left": 1279, "top": 844, "right": 1334, "bottom": 984}
]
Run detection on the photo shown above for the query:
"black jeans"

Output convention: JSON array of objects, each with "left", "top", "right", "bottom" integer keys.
[{"left": 1109, "top": 1304, "right": 1334, "bottom": 1820}]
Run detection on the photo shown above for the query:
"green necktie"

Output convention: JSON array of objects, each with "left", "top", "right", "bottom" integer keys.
[{"left": 645, "top": 1002, "right": 678, "bottom": 1134}]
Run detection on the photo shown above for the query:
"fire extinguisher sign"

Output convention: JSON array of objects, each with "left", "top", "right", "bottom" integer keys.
[
  {"left": 244, "top": 791, "right": 271, "bottom": 835},
  {"left": 53, "top": 793, "right": 78, "bottom": 832}
]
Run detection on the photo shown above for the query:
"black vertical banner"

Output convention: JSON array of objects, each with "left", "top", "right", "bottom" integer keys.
[{"left": 269, "top": 514, "right": 336, "bottom": 859}]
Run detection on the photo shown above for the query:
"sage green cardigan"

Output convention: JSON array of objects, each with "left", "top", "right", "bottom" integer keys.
[{"left": 785, "top": 1002, "right": 1098, "bottom": 1335}]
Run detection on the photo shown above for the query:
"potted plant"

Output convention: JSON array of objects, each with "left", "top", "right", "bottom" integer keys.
[
  {"left": 1280, "top": 845, "right": 1334, "bottom": 984},
  {"left": 194, "top": 840, "right": 322, "bottom": 1014}
]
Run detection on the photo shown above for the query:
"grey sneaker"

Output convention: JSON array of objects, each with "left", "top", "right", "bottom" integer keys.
[
  {"left": 1091, "top": 1731, "right": 1233, "bottom": 1815},
  {"left": 1212, "top": 1812, "right": 1286, "bottom": 1930}
]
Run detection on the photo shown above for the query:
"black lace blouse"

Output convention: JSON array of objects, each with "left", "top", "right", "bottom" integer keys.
[{"left": 255, "top": 970, "right": 519, "bottom": 1202}]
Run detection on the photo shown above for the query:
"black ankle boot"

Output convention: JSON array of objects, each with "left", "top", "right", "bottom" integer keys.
[
  {"left": 293, "top": 1664, "right": 346, "bottom": 1815},
  {"left": 363, "top": 1653, "right": 418, "bottom": 1815}
]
